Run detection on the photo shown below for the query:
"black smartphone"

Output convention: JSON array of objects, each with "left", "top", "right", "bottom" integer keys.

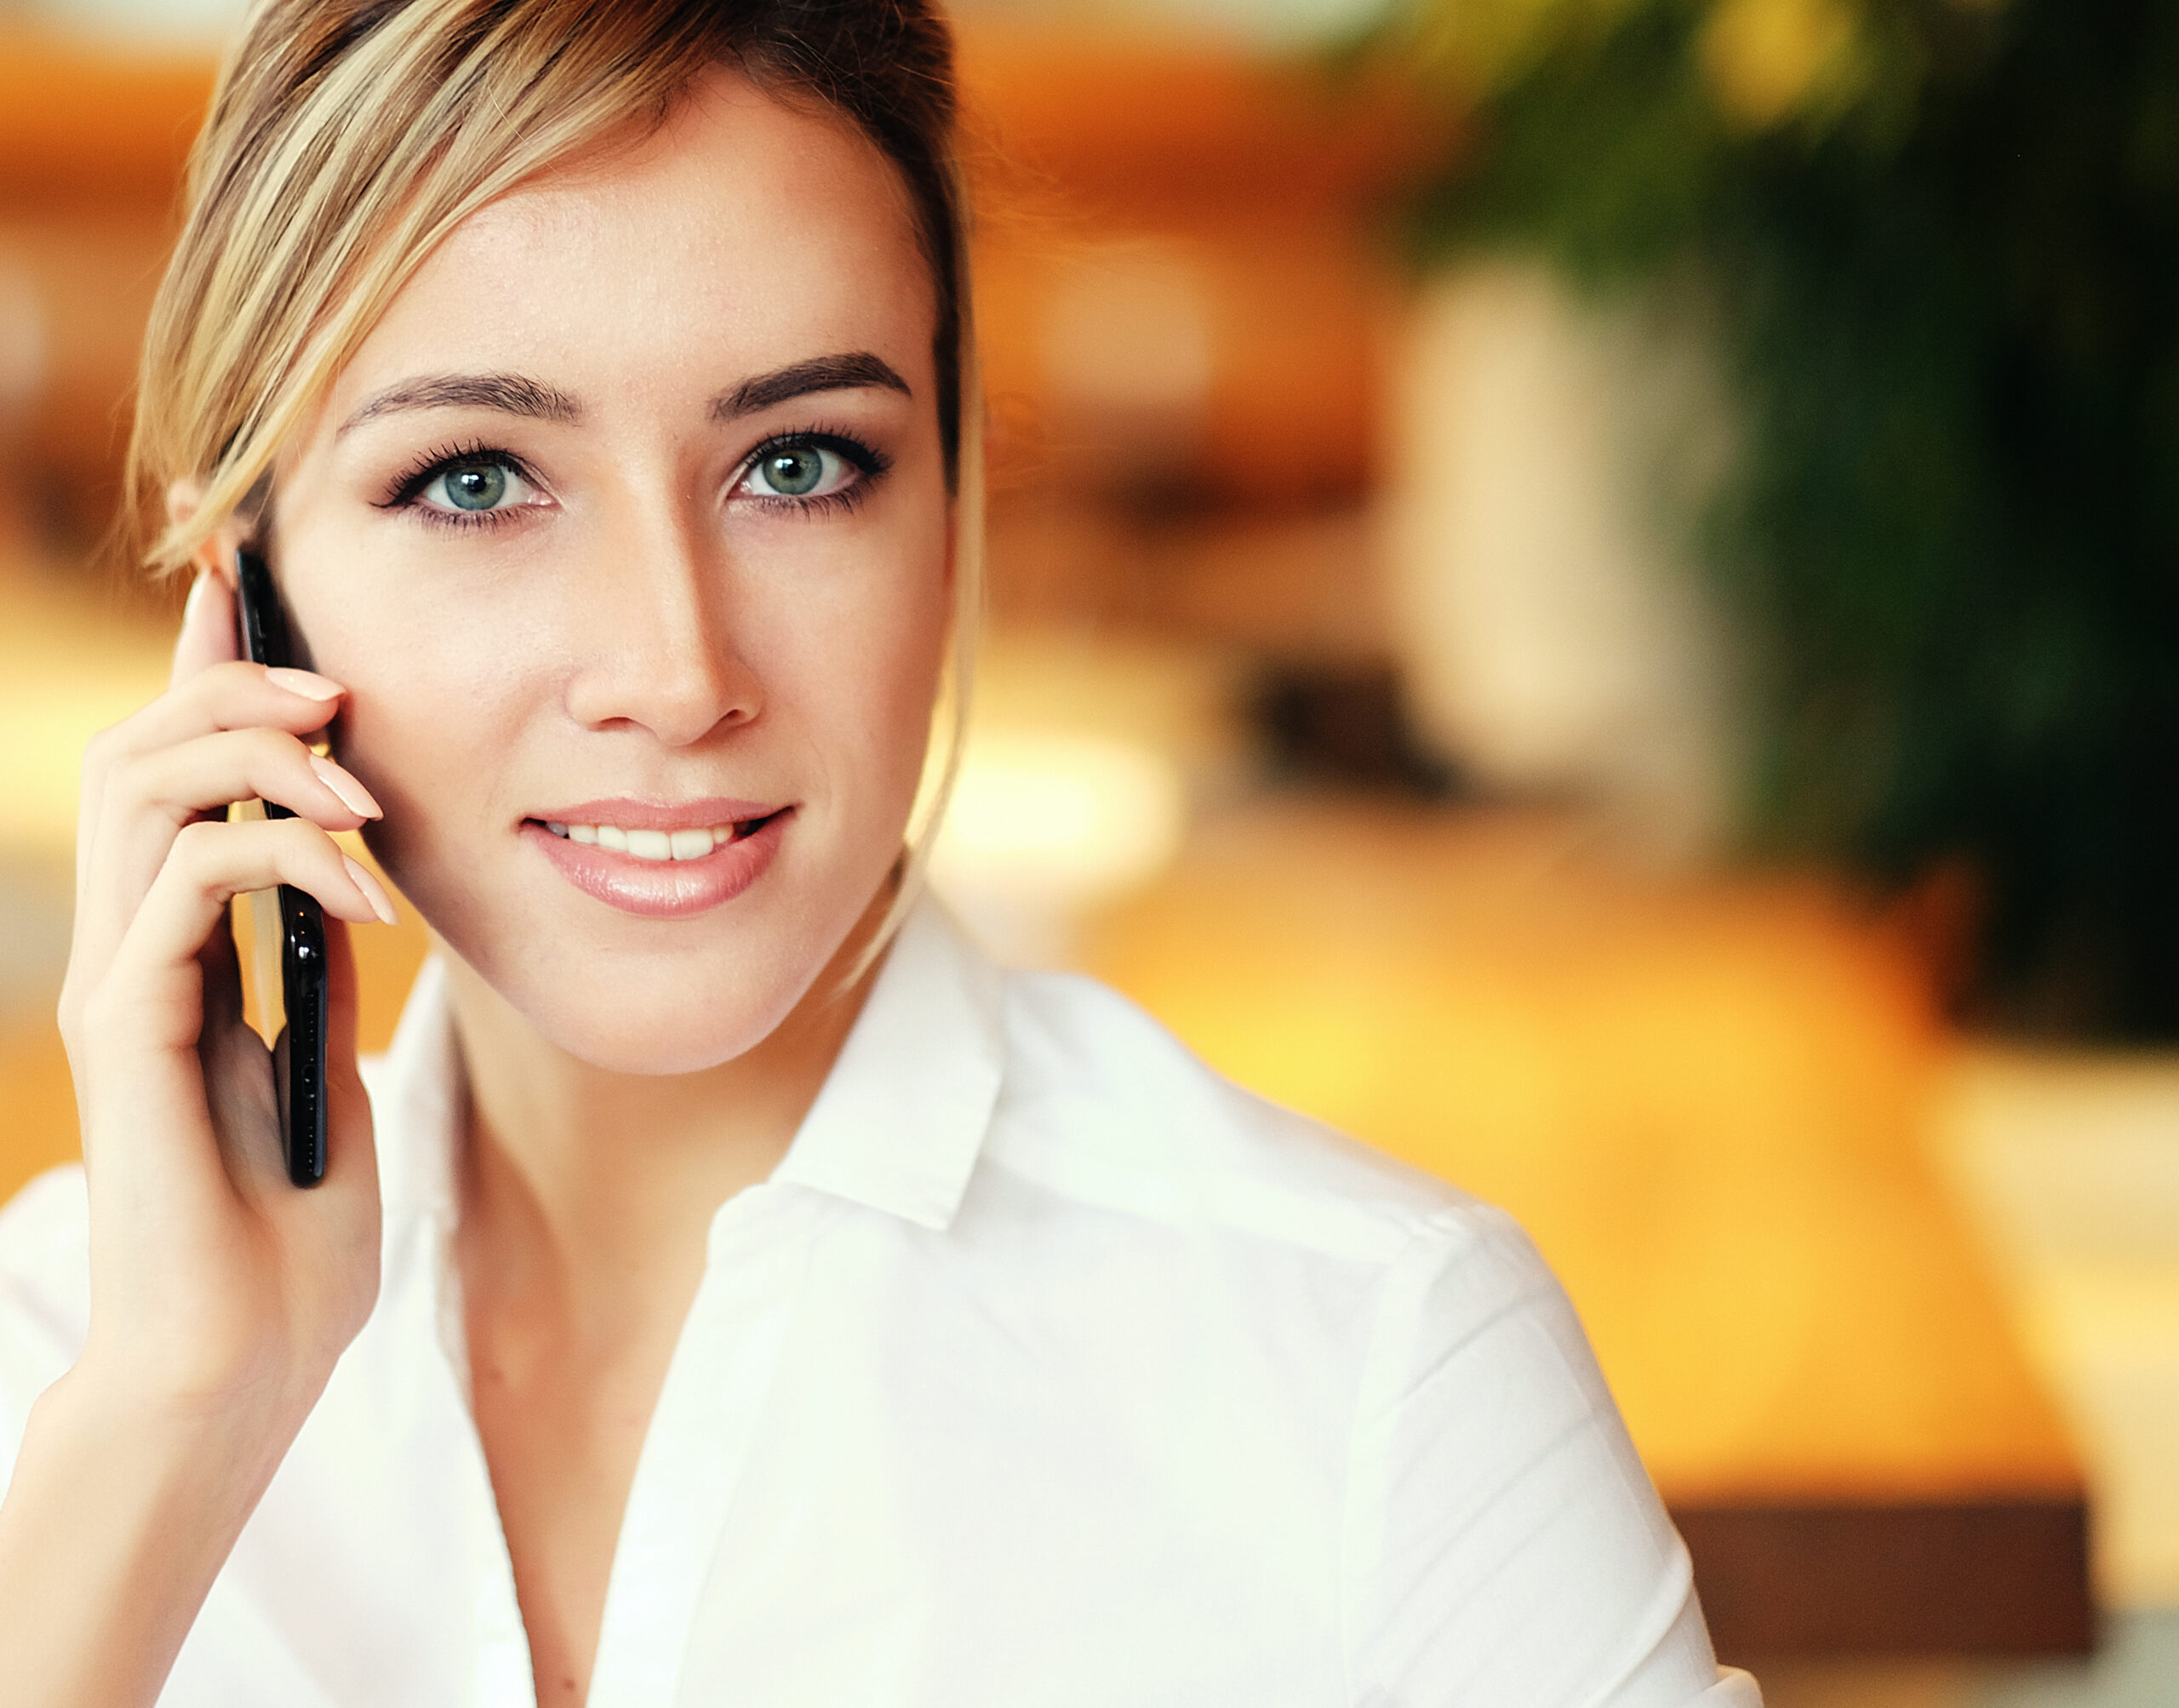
[{"left": 235, "top": 548, "right": 329, "bottom": 1187}]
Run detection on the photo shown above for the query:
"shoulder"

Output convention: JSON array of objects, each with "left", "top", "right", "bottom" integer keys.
[
  {"left": 976, "top": 968, "right": 1616, "bottom": 1506},
  {"left": 985, "top": 967, "right": 1508, "bottom": 1272}
]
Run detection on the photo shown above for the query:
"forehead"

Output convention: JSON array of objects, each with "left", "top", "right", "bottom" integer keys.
[{"left": 326, "top": 69, "right": 935, "bottom": 415}]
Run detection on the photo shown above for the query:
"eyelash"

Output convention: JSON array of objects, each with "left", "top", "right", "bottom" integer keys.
[
  {"left": 375, "top": 439, "right": 537, "bottom": 530},
  {"left": 735, "top": 426, "right": 892, "bottom": 518},
  {"left": 373, "top": 426, "right": 893, "bottom": 531}
]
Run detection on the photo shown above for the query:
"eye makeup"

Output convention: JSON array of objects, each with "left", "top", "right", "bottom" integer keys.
[
  {"left": 729, "top": 425, "right": 892, "bottom": 518},
  {"left": 368, "top": 422, "right": 895, "bottom": 532},
  {"left": 375, "top": 439, "right": 548, "bottom": 529}
]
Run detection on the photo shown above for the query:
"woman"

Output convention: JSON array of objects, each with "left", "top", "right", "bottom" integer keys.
[{"left": 0, "top": 3, "right": 1759, "bottom": 1705}]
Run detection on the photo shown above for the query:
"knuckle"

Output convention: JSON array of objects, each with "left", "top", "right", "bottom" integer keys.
[
  {"left": 78, "top": 725, "right": 127, "bottom": 801},
  {"left": 81, "top": 723, "right": 117, "bottom": 774},
  {"left": 177, "top": 660, "right": 248, "bottom": 723},
  {"left": 169, "top": 817, "right": 226, "bottom": 877},
  {"left": 242, "top": 723, "right": 307, "bottom": 771},
  {"left": 75, "top": 976, "right": 125, "bottom": 1043},
  {"left": 200, "top": 658, "right": 259, "bottom": 694},
  {"left": 102, "top": 747, "right": 157, "bottom": 810},
  {"left": 274, "top": 814, "right": 333, "bottom": 860}
]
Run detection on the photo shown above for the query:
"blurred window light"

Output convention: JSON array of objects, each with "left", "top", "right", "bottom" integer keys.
[
  {"left": 0, "top": 599, "right": 170, "bottom": 866},
  {"left": 1698, "top": 0, "right": 1861, "bottom": 128},
  {"left": 20, "top": 0, "right": 248, "bottom": 46},
  {"left": 929, "top": 729, "right": 1187, "bottom": 966},
  {"left": 1383, "top": 259, "right": 1738, "bottom": 863}
]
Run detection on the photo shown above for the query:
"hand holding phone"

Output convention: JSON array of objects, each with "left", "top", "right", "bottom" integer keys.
[
  {"left": 235, "top": 548, "right": 330, "bottom": 1187},
  {"left": 26, "top": 563, "right": 393, "bottom": 1702}
]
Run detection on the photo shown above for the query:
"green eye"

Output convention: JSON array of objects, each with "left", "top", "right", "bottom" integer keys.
[
  {"left": 732, "top": 434, "right": 884, "bottom": 507},
  {"left": 435, "top": 460, "right": 508, "bottom": 511},
  {"left": 758, "top": 446, "right": 826, "bottom": 496}
]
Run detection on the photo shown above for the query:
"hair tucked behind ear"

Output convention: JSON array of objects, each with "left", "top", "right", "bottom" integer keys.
[{"left": 125, "top": 0, "right": 981, "bottom": 971}]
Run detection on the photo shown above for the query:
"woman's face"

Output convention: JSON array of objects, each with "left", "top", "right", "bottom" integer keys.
[{"left": 269, "top": 69, "right": 952, "bottom": 1074}]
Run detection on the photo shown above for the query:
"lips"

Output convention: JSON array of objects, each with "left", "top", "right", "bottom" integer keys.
[{"left": 523, "top": 797, "right": 792, "bottom": 917}]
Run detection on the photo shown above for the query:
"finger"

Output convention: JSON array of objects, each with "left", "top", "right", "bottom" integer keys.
[
  {"left": 195, "top": 967, "right": 284, "bottom": 1192},
  {"left": 170, "top": 568, "right": 240, "bottom": 689},
  {"left": 197, "top": 884, "right": 249, "bottom": 1039},
  {"left": 112, "top": 728, "right": 380, "bottom": 834},
  {"left": 76, "top": 730, "right": 381, "bottom": 997},
  {"left": 106, "top": 818, "right": 395, "bottom": 1019},
  {"left": 94, "top": 660, "right": 344, "bottom": 780},
  {"left": 74, "top": 661, "right": 348, "bottom": 920}
]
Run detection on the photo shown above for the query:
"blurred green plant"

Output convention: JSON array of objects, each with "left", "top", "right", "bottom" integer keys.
[{"left": 1381, "top": 0, "right": 2179, "bottom": 1039}]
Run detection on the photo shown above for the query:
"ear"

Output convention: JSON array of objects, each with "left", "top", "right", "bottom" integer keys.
[{"left": 165, "top": 477, "right": 255, "bottom": 588}]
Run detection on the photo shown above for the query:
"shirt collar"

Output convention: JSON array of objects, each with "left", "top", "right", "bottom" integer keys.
[
  {"left": 372, "top": 891, "right": 1006, "bottom": 1234},
  {"left": 769, "top": 892, "right": 1006, "bottom": 1232}
]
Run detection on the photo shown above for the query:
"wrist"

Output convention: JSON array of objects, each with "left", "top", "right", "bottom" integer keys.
[
  {"left": 0, "top": 1360, "right": 307, "bottom": 1708},
  {"left": 45, "top": 1347, "right": 319, "bottom": 1487},
  {"left": 68, "top": 1304, "right": 339, "bottom": 1432}
]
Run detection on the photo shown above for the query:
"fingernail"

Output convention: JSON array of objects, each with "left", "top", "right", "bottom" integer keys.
[
  {"left": 311, "top": 755, "right": 383, "bottom": 820},
  {"left": 343, "top": 856, "right": 398, "bottom": 926},
  {"left": 266, "top": 666, "right": 343, "bottom": 701},
  {"left": 182, "top": 569, "right": 214, "bottom": 626}
]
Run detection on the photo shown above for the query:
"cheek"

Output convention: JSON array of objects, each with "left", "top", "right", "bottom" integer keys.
[
  {"left": 802, "top": 534, "right": 952, "bottom": 815},
  {"left": 300, "top": 594, "right": 539, "bottom": 885}
]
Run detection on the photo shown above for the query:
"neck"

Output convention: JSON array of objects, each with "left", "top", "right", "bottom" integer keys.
[{"left": 442, "top": 899, "right": 888, "bottom": 1322}]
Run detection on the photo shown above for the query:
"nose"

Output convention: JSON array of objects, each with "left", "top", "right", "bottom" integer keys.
[{"left": 563, "top": 496, "right": 760, "bottom": 747}]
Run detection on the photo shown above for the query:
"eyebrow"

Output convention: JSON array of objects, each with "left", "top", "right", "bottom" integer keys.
[
  {"left": 336, "top": 350, "right": 911, "bottom": 438},
  {"left": 340, "top": 372, "right": 581, "bottom": 436},
  {"left": 712, "top": 351, "right": 912, "bottom": 420}
]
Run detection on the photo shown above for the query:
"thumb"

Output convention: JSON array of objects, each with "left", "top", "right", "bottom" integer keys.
[{"left": 171, "top": 568, "right": 241, "bottom": 688}]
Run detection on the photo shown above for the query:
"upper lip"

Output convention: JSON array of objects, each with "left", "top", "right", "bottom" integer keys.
[{"left": 528, "top": 797, "right": 789, "bottom": 832}]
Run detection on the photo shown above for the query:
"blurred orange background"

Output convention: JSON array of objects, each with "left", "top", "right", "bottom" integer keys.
[{"left": 3, "top": 6, "right": 2175, "bottom": 1701}]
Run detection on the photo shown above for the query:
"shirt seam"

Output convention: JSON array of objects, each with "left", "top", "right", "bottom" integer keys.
[{"left": 1335, "top": 1219, "right": 1459, "bottom": 1705}]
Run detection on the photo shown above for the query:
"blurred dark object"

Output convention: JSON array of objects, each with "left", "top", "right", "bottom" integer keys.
[
  {"left": 1392, "top": 0, "right": 2179, "bottom": 1041},
  {"left": 1675, "top": 1496, "right": 2093, "bottom": 1661},
  {"left": 1252, "top": 659, "right": 1460, "bottom": 794}
]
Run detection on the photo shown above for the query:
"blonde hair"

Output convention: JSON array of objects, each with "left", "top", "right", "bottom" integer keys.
[{"left": 126, "top": 0, "right": 981, "bottom": 966}]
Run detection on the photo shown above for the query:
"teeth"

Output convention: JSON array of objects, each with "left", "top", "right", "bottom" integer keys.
[{"left": 547, "top": 820, "right": 757, "bottom": 860}]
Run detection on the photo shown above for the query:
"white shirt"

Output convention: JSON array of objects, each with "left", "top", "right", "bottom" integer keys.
[{"left": 1, "top": 898, "right": 1759, "bottom": 1707}]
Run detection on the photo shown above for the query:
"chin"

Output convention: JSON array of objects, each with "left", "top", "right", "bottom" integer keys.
[
  {"left": 397, "top": 827, "right": 896, "bottom": 1076},
  {"left": 513, "top": 962, "right": 816, "bottom": 1076}
]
